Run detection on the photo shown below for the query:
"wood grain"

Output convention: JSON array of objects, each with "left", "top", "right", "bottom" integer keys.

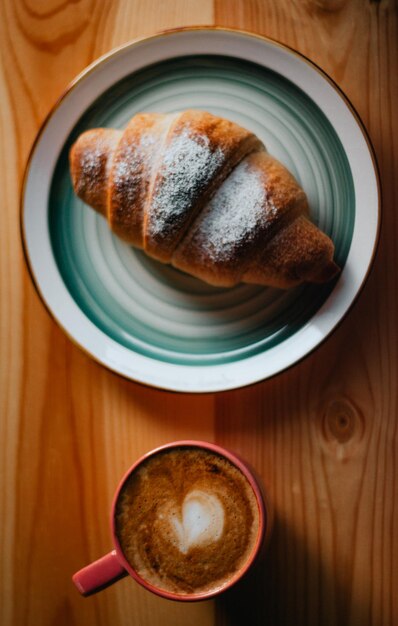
[
  {"left": 214, "top": 1, "right": 398, "bottom": 625},
  {"left": 0, "top": 0, "right": 397, "bottom": 625}
]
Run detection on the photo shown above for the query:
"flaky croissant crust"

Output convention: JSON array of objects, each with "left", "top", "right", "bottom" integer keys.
[{"left": 70, "top": 110, "right": 339, "bottom": 288}]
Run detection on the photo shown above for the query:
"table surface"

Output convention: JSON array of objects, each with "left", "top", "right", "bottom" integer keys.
[{"left": 0, "top": 1, "right": 397, "bottom": 625}]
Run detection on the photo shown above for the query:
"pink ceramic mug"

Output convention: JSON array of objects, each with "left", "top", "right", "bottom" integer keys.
[{"left": 72, "top": 440, "right": 270, "bottom": 601}]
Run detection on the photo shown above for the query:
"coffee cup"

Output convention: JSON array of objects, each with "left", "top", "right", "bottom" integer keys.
[{"left": 72, "top": 440, "right": 270, "bottom": 601}]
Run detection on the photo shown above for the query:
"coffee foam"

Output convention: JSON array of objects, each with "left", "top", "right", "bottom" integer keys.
[
  {"left": 163, "top": 489, "right": 224, "bottom": 554},
  {"left": 115, "top": 447, "right": 260, "bottom": 595}
]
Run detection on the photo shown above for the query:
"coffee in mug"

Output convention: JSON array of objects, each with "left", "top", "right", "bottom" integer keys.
[
  {"left": 114, "top": 445, "right": 260, "bottom": 595},
  {"left": 72, "top": 441, "right": 268, "bottom": 600}
]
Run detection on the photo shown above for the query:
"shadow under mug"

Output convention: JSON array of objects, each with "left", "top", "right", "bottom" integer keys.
[{"left": 72, "top": 440, "right": 271, "bottom": 601}]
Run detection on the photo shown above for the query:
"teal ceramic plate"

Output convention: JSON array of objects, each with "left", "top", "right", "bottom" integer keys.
[{"left": 21, "top": 28, "right": 380, "bottom": 392}]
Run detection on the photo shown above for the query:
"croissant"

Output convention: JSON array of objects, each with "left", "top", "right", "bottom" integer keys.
[{"left": 69, "top": 110, "right": 339, "bottom": 288}]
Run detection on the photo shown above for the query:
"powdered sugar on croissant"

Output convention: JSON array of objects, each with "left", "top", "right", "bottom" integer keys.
[{"left": 70, "top": 110, "right": 339, "bottom": 288}]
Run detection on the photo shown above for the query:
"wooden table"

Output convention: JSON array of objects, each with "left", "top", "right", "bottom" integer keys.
[{"left": 1, "top": 1, "right": 397, "bottom": 625}]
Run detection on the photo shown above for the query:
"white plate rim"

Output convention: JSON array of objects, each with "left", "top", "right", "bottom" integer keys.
[{"left": 20, "top": 26, "right": 381, "bottom": 393}]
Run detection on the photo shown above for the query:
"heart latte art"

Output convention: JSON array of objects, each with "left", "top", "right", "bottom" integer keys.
[
  {"left": 161, "top": 490, "right": 224, "bottom": 554},
  {"left": 115, "top": 447, "right": 260, "bottom": 595}
]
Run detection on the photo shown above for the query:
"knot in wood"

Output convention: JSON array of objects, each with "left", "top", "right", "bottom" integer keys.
[{"left": 322, "top": 398, "right": 363, "bottom": 444}]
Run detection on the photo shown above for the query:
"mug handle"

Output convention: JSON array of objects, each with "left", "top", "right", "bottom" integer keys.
[{"left": 73, "top": 550, "right": 128, "bottom": 596}]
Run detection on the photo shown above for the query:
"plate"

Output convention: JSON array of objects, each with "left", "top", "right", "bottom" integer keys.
[{"left": 21, "top": 27, "right": 380, "bottom": 392}]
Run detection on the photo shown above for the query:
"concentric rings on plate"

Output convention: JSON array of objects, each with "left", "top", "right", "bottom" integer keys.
[
  {"left": 21, "top": 28, "right": 380, "bottom": 391},
  {"left": 49, "top": 56, "right": 354, "bottom": 367}
]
